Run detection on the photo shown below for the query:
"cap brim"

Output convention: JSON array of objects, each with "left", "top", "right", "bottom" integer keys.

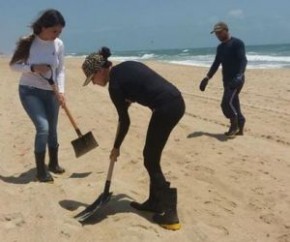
[
  {"left": 210, "top": 28, "right": 225, "bottom": 34},
  {"left": 83, "top": 74, "right": 94, "bottom": 86}
]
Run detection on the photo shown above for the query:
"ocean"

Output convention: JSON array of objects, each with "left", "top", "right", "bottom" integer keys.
[{"left": 69, "top": 43, "right": 290, "bottom": 69}]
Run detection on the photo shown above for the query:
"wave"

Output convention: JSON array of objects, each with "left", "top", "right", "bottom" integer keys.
[
  {"left": 67, "top": 44, "right": 290, "bottom": 69},
  {"left": 110, "top": 54, "right": 290, "bottom": 69},
  {"left": 247, "top": 54, "right": 290, "bottom": 62}
]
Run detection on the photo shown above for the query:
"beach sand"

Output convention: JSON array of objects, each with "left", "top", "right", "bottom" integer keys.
[{"left": 1, "top": 57, "right": 290, "bottom": 242}]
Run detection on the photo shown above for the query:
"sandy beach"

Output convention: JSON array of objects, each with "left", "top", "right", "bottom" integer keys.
[{"left": 1, "top": 57, "right": 290, "bottom": 242}]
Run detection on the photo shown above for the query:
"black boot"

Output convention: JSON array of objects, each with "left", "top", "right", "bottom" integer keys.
[
  {"left": 225, "top": 118, "right": 239, "bottom": 137},
  {"left": 152, "top": 187, "right": 181, "bottom": 231},
  {"left": 236, "top": 119, "right": 246, "bottom": 136},
  {"left": 35, "top": 152, "right": 54, "bottom": 183},
  {"left": 130, "top": 182, "right": 170, "bottom": 213},
  {"left": 48, "top": 145, "right": 65, "bottom": 174}
]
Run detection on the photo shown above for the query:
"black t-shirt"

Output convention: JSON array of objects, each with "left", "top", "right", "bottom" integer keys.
[{"left": 108, "top": 61, "right": 181, "bottom": 148}]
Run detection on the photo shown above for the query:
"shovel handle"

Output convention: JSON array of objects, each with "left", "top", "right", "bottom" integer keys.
[
  {"left": 103, "top": 159, "right": 116, "bottom": 195},
  {"left": 62, "top": 104, "right": 82, "bottom": 137},
  {"left": 50, "top": 84, "right": 82, "bottom": 137},
  {"left": 40, "top": 69, "right": 83, "bottom": 138},
  {"left": 106, "top": 159, "right": 115, "bottom": 181}
]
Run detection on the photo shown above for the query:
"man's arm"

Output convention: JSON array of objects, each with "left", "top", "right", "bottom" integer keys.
[
  {"left": 199, "top": 47, "right": 221, "bottom": 91},
  {"left": 236, "top": 39, "right": 247, "bottom": 75},
  {"left": 207, "top": 48, "right": 221, "bottom": 79}
]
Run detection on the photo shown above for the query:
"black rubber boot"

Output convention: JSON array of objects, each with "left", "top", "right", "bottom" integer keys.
[
  {"left": 48, "top": 145, "right": 65, "bottom": 174},
  {"left": 130, "top": 182, "right": 170, "bottom": 213},
  {"left": 236, "top": 119, "right": 246, "bottom": 136},
  {"left": 152, "top": 187, "right": 181, "bottom": 231},
  {"left": 35, "top": 152, "right": 54, "bottom": 183},
  {"left": 225, "top": 118, "right": 239, "bottom": 137}
]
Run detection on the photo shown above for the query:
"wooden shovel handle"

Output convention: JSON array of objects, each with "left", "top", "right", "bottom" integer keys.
[
  {"left": 51, "top": 84, "right": 82, "bottom": 137},
  {"left": 62, "top": 105, "right": 81, "bottom": 133}
]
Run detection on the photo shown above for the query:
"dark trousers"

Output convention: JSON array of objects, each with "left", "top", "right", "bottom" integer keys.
[
  {"left": 143, "top": 96, "right": 185, "bottom": 187},
  {"left": 221, "top": 83, "right": 245, "bottom": 124}
]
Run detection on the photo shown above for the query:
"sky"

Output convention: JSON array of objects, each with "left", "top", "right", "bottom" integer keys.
[{"left": 0, "top": 0, "right": 290, "bottom": 54}]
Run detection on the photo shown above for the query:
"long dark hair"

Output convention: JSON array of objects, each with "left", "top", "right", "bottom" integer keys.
[{"left": 9, "top": 9, "right": 65, "bottom": 65}]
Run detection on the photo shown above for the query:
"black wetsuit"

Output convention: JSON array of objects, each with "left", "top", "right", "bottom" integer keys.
[
  {"left": 207, "top": 37, "right": 247, "bottom": 124},
  {"left": 109, "top": 61, "right": 185, "bottom": 185}
]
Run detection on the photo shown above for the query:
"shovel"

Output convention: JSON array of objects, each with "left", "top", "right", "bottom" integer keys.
[
  {"left": 74, "top": 159, "right": 116, "bottom": 222},
  {"left": 39, "top": 65, "right": 98, "bottom": 157},
  {"left": 62, "top": 104, "right": 98, "bottom": 158}
]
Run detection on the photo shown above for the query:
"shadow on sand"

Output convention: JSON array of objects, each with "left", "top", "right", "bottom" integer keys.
[
  {"left": 60, "top": 193, "right": 155, "bottom": 226},
  {"left": 187, "top": 131, "right": 229, "bottom": 142},
  {"left": 0, "top": 168, "right": 36, "bottom": 184}
]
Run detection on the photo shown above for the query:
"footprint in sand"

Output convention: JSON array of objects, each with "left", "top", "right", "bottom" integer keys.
[
  {"left": 259, "top": 213, "right": 277, "bottom": 225},
  {"left": 232, "top": 169, "right": 253, "bottom": 177},
  {"left": 0, "top": 212, "right": 25, "bottom": 229},
  {"left": 204, "top": 192, "right": 237, "bottom": 216},
  {"left": 195, "top": 222, "right": 229, "bottom": 240},
  {"left": 277, "top": 233, "right": 290, "bottom": 242},
  {"left": 251, "top": 186, "right": 264, "bottom": 196},
  {"left": 193, "top": 165, "right": 215, "bottom": 185},
  {"left": 194, "top": 165, "right": 215, "bottom": 175}
]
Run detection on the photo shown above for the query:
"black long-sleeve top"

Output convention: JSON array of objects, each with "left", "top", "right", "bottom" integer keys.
[
  {"left": 207, "top": 37, "right": 247, "bottom": 86},
  {"left": 108, "top": 61, "right": 181, "bottom": 149}
]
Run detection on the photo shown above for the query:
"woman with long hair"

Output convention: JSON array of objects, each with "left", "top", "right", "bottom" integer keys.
[{"left": 10, "top": 9, "right": 66, "bottom": 183}]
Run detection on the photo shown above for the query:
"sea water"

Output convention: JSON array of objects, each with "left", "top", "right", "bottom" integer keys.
[{"left": 67, "top": 43, "right": 290, "bottom": 69}]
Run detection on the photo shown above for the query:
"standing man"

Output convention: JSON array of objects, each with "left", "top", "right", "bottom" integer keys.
[{"left": 199, "top": 22, "right": 247, "bottom": 137}]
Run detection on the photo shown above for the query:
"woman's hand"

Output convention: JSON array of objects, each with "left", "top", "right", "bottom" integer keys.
[
  {"left": 110, "top": 148, "right": 120, "bottom": 162},
  {"left": 57, "top": 93, "right": 66, "bottom": 107}
]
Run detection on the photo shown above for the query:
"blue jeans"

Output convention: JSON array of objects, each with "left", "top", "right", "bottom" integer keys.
[{"left": 19, "top": 85, "right": 59, "bottom": 153}]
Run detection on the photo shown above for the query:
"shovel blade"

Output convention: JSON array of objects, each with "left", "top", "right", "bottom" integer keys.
[
  {"left": 71, "top": 131, "right": 98, "bottom": 158},
  {"left": 75, "top": 192, "right": 113, "bottom": 222}
]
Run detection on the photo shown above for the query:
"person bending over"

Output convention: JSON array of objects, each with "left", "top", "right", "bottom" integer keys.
[{"left": 82, "top": 47, "right": 185, "bottom": 230}]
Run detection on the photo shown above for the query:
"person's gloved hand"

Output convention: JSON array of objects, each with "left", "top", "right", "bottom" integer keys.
[
  {"left": 199, "top": 77, "right": 209, "bottom": 91},
  {"left": 229, "top": 74, "right": 244, "bottom": 89}
]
